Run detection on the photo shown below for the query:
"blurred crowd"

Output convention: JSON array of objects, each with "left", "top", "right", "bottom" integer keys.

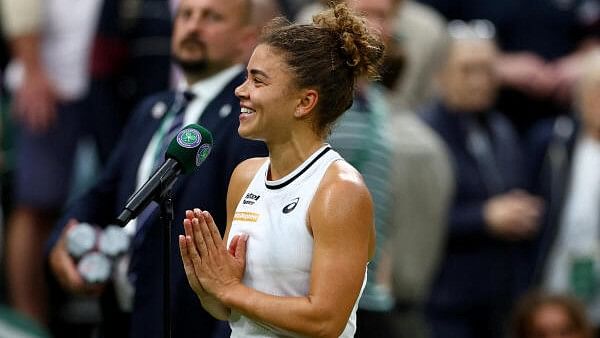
[{"left": 0, "top": 0, "right": 599, "bottom": 337}]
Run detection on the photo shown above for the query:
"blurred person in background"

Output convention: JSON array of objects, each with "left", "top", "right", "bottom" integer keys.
[
  {"left": 89, "top": 0, "right": 176, "bottom": 130},
  {"left": 417, "top": 0, "right": 600, "bottom": 136},
  {"left": 0, "top": 0, "right": 111, "bottom": 335},
  {"left": 387, "top": 94, "right": 453, "bottom": 338},
  {"left": 384, "top": 3, "right": 453, "bottom": 337},
  {"left": 297, "top": 0, "right": 449, "bottom": 112},
  {"left": 90, "top": 0, "right": 280, "bottom": 127},
  {"left": 276, "top": 0, "right": 311, "bottom": 19},
  {"left": 420, "top": 21, "right": 544, "bottom": 338},
  {"left": 47, "top": 0, "right": 276, "bottom": 337},
  {"left": 0, "top": 11, "right": 7, "bottom": 265},
  {"left": 295, "top": 0, "right": 405, "bottom": 94},
  {"left": 511, "top": 291, "right": 594, "bottom": 338},
  {"left": 526, "top": 49, "right": 600, "bottom": 330},
  {"left": 387, "top": 0, "right": 449, "bottom": 111}
]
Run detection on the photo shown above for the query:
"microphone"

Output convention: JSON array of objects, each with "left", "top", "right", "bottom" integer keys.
[{"left": 115, "top": 124, "right": 213, "bottom": 225}]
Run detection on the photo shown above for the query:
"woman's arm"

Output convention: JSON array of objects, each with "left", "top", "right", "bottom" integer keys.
[
  {"left": 179, "top": 157, "right": 266, "bottom": 320},
  {"left": 188, "top": 161, "right": 375, "bottom": 338}
]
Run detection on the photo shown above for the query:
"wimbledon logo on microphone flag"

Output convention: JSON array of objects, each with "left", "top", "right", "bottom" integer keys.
[
  {"left": 196, "top": 144, "right": 211, "bottom": 166},
  {"left": 177, "top": 128, "right": 202, "bottom": 148}
]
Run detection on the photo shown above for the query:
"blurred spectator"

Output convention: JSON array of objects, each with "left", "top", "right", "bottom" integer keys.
[
  {"left": 297, "top": 0, "right": 448, "bottom": 112},
  {"left": 527, "top": 49, "right": 600, "bottom": 328},
  {"left": 296, "top": 0, "right": 426, "bottom": 110},
  {"left": 420, "top": 22, "right": 544, "bottom": 338},
  {"left": 511, "top": 291, "right": 594, "bottom": 338},
  {"left": 278, "top": 0, "right": 311, "bottom": 19},
  {"left": 296, "top": 0, "right": 405, "bottom": 103},
  {"left": 386, "top": 111, "right": 453, "bottom": 338},
  {"left": 417, "top": 0, "right": 600, "bottom": 135},
  {"left": 88, "top": 0, "right": 173, "bottom": 130},
  {"left": 47, "top": 0, "right": 276, "bottom": 337},
  {"left": 0, "top": 0, "right": 110, "bottom": 333},
  {"left": 89, "top": 0, "right": 280, "bottom": 129},
  {"left": 388, "top": 0, "right": 449, "bottom": 111},
  {"left": 385, "top": 6, "right": 455, "bottom": 336},
  {"left": 0, "top": 15, "right": 7, "bottom": 271}
]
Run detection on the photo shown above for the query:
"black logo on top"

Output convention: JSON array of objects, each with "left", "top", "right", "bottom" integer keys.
[
  {"left": 243, "top": 192, "right": 260, "bottom": 205},
  {"left": 282, "top": 198, "right": 300, "bottom": 214}
]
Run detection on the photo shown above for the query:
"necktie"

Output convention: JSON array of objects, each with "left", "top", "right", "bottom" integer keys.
[
  {"left": 152, "top": 90, "right": 196, "bottom": 171},
  {"left": 466, "top": 117, "right": 504, "bottom": 195},
  {"left": 134, "top": 90, "right": 196, "bottom": 237},
  {"left": 121, "top": 90, "right": 196, "bottom": 302}
]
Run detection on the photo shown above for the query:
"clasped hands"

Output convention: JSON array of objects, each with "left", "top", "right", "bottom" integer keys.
[{"left": 179, "top": 209, "right": 248, "bottom": 302}]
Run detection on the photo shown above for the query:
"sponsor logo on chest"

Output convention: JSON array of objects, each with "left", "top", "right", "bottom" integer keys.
[{"left": 243, "top": 192, "right": 261, "bottom": 205}]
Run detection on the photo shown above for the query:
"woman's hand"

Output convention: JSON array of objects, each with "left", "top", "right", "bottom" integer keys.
[{"left": 179, "top": 208, "right": 248, "bottom": 301}]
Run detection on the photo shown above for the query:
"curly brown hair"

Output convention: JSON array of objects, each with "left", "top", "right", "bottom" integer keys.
[{"left": 259, "top": 3, "right": 385, "bottom": 136}]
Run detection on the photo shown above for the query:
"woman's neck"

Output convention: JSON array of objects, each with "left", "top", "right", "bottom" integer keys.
[{"left": 266, "top": 134, "right": 325, "bottom": 181}]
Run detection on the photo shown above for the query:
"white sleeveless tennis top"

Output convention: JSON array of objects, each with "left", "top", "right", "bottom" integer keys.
[{"left": 227, "top": 144, "right": 366, "bottom": 337}]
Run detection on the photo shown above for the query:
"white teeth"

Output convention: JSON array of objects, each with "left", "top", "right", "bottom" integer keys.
[{"left": 240, "top": 107, "right": 254, "bottom": 114}]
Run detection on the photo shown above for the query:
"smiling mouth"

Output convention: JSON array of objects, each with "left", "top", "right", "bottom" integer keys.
[{"left": 240, "top": 107, "right": 255, "bottom": 115}]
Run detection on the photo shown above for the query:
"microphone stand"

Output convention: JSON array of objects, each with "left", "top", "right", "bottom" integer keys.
[
  {"left": 115, "top": 165, "right": 181, "bottom": 338},
  {"left": 158, "top": 184, "right": 174, "bottom": 338}
]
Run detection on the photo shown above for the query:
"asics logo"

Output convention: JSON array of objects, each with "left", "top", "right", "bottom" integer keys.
[{"left": 282, "top": 198, "right": 300, "bottom": 214}]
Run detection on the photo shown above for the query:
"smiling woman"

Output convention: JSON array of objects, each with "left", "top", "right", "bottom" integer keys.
[{"left": 178, "top": 3, "right": 386, "bottom": 338}]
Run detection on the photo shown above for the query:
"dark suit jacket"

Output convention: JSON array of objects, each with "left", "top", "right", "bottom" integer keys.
[
  {"left": 421, "top": 101, "right": 528, "bottom": 312},
  {"left": 48, "top": 71, "right": 268, "bottom": 338}
]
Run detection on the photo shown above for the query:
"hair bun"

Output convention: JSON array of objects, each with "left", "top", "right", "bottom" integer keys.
[{"left": 313, "top": 3, "right": 385, "bottom": 80}]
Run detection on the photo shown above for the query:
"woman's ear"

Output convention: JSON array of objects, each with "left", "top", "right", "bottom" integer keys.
[{"left": 294, "top": 89, "right": 319, "bottom": 118}]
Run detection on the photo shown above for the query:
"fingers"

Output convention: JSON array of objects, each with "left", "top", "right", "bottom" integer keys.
[
  {"left": 228, "top": 235, "right": 240, "bottom": 256},
  {"left": 234, "top": 234, "right": 248, "bottom": 261},
  {"left": 193, "top": 209, "right": 222, "bottom": 255},
  {"left": 49, "top": 238, "right": 86, "bottom": 293},
  {"left": 485, "top": 192, "right": 545, "bottom": 241},
  {"left": 184, "top": 209, "right": 223, "bottom": 260},
  {"left": 185, "top": 209, "right": 195, "bottom": 222},
  {"left": 183, "top": 211, "right": 211, "bottom": 259},
  {"left": 179, "top": 236, "right": 197, "bottom": 281},
  {"left": 179, "top": 234, "right": 194, "bottom": 270},
  {"left": 183, "top": 218, "right": 193, "bottom": 238},
  {"left": 183, "top": 218, "right": 207, "bottom": 268},
  {"left": 51, "top": 220, "right": 111, "bottom": 295},
  {"left": 227, "top": 233, "right": 248, "bottom": 262},
  {"left": 179, "top": 235, "right": 204, "bottom": 295},
  {"left": 186, "top": 235, "right": 204, "bottom": 269},
  {"left": 184, "top": 208, "right": 229, "bottom": 260},
  {"left": 202, "top": 210, "right": 224, "bottom": 249},
  {"left": 192, "top": 218, "right": 210, "bottom": 258}
]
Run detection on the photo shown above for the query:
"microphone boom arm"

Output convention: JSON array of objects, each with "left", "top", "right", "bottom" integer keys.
[{"left": 115, "top": 159, "right": 182, "bottom": 225}]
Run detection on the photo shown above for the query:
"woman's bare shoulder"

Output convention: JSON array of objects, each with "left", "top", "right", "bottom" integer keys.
[
  {"left": 312, "top": 160, "right": 372, "bottom": 214},
  {"left": 230, "top": 157, "right": 269, "bottom": 188},
  {"left": 321, "top": 160, "right": 368, "bottom": 192}
]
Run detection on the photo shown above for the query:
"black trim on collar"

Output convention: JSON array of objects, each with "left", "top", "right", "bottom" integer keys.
[{"left": 265, "top": 146, "right": 332, "bottom": 190}]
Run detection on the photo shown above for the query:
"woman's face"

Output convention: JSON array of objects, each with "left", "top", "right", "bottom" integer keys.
[
  {"left": 530, "top": 303, "right": 584, "bottom": 338},
  {"left": 235, "top": 44, "right": 305, "bottom": 142}
]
